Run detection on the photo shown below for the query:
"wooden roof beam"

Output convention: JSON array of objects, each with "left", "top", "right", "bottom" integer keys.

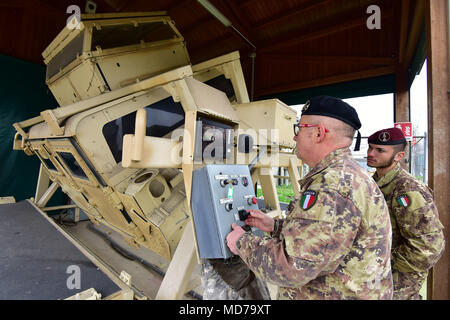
[
  {"left": 405, "top": 0, "right": 426, "bottom": 67},
  {"left": 103, "top": 0, "right": 131, "bottom": 12},
  {"left": 180, "top": 15, "right": 216, "bottom": 35},
  {"left": 0, "top": 0, "right": 64, "bottom": 14},
  {"left": 236, "top": 0, "right": 259, "bottom": 7},
  {"left": 254, "top": 0, "right": 333, "bottom": 31},
  {"left": 260, "top": 7, "right": 394, "bottom": 54},
  {"left": 210, "top": 0, "right": 257, "bottom": 50},
  {"left": 188, "top": 33, "right": 235, "bottom": 54},
  {"left": 222, "top": 0, "right": 257, "bottom": 44},
  {"left": 256, "top": 65, "right": 396, "bottom": 97},
  {"left": 195, "top": 0, "right": 256, "bottom": 50},
  {"left": 0, "top": 1, "right": 25, "bottom": 8},
  {"left": 167, "top": 0, "right": 194, "bottom": 13},
  {"left": 262, "top": 53, "right": 396, "bottom": 65}
]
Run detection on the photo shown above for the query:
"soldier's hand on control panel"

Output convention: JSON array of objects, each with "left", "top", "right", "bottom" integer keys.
[
  {"left": 226, "top": 223, "right": 245, "bottom": 255},
  {"left": 245, "top": 210, "right": 274, "bottom": 233}
]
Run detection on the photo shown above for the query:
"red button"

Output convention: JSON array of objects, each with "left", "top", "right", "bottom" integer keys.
[{"left": 252, "top": 197, "right": 257, "bottom": 205}]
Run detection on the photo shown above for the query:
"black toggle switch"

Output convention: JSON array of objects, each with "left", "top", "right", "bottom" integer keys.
[
  {"left": 225, "top": 203, "right": 233, "bottom": 211},
  {"left": 220, "top": 179, "right": 231, "bottom": 187},
  {"left": 238, "top": 209, "right": 250, "bottom": 221}
]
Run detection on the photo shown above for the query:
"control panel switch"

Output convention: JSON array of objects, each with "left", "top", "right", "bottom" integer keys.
[{"left": 238, "top": 209, "right": 250, "bottom": 221}]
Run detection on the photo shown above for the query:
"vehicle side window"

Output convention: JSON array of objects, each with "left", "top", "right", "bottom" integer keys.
[
  {"left": 102, "top": 96, "right": 185, "bottom": 163},
  {"left": 42, "top": 158, "right": 57, "bottom": 171},
  {"left": 57, "top": 152, "right": 89, "bottom": 180},
  {"left": 205, "top": 75, "right": 235, "bottom": 101},
  {"left": 91, "top": 22, "right": 178, "bottom": 51},
  {"left": 46, "top": 31, "right": 84, "bottom": 80}
]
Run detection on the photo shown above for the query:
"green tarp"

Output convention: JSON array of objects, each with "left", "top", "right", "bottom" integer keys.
[{"left": 0, "top": 54, "right": 62, "bottom": 202}]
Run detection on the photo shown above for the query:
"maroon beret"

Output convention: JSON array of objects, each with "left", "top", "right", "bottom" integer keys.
[{"left": 368, "top": 127, "right": 406, "bottom": 145}]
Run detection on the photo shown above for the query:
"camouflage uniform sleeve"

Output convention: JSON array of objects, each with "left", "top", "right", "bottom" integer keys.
[
  {"left": 391, "top": 190, "right": 445, "bottom": 273},
  {"left": 271, "top": 218, "right": 284, "bottom": 237},
  {"left": 237, "top": 190, "right": 361, "bottom": 288}
]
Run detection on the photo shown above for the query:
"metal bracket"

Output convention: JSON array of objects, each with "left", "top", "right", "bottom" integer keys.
[
  {"left": 65, "top": 288, "right": 102, "bottom": 300},
  {"left": 41, "top": 110, "right": 65, "bottom": 136},
  {"left": 119, "top": 271, "right": 132, "bottom": 286}
]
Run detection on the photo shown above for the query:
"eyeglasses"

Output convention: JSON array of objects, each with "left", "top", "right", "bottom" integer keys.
[{"left": 293, "top": 123, "right": 329, "bottom": 136}]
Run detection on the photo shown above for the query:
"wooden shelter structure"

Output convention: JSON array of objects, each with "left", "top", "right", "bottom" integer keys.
[{"left": 0, "top": 0, "right": 448, "bottom": 299}]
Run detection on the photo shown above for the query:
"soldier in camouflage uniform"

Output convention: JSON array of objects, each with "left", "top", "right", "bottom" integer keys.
[
  {"left": 226, "top": 96, "right": 393, "bottom": 299},
  {"left": 367, "top": 127, "right": 445, "bottom": 300}
]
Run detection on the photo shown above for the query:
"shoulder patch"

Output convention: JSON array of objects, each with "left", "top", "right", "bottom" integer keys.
[
  {"left": 396, "top": 194, "right": 411, "bottom": 207},
  {"left": 300, "top": 190, "right": 317, "bottom": 210}
]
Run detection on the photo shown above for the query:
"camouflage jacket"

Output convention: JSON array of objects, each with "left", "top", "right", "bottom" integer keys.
[
  {"left": 237, "top": 148, "right": 393, "bottom": 299},
  {"left": 373, "top": 163, "right": 445, "bottom": 300}
]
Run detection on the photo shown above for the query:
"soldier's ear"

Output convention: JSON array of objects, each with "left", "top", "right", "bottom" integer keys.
[
  {"left": 394, "top": 151, "right": 405, "bottom": 162},
  {"left": 316, "top": 125, "right": 327, "bottom": 142}
]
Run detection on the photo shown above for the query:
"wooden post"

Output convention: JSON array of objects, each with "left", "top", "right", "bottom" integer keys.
[
  {"left": 426, "top": 0, "right": 450, "bottom": 300},
  {"left": 395, "top": 66, "right": 411, "bottom": 171},
  {"left": 395, "top": 70, "right": 410, "bottom": 121}
]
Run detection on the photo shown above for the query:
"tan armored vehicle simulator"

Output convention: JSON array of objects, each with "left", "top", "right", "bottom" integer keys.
[{"left": 12, "top": 12, "right": 302, "bottom": 299}]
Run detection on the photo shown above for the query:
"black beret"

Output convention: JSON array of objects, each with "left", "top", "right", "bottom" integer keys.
[
  {"left": 368, "top": 127, "right": 407, "bottom": 145},
  {"left": 301, "top": 96, "right": 361, "bottom": 130},
  {"left": 301, "top": 96, "right": 362, "bottom": 151}
]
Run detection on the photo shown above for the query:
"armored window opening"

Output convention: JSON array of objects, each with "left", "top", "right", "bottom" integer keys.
[
  {"left": 35, "top": 151, "right": 58, "bottom": 172},
  {"left": 205, "top": 75, "right": 236, "bottom": 101},
  {"left": 68, "top": 138, "right": 107, "bottom": 187},
  {"left": 91, "top": 21, "right": 178, "bottom": 51},
  {"left": 194, "top": 117, "right": 233, "bottom": 163},
  {"left": 42, "top": 158, "right": 58, "bottom": 172},
  {"left": 53, "top": 156, "right": 68, "bottom": 175},
  {"left": 57, "top": 152, "right": 89, "bottom": 180},
  {"left": 103, "top": 96, "right": 185, "bottom": 163},
  {"left": 46, "top": 31, "right": 85, "bottom": 80}
]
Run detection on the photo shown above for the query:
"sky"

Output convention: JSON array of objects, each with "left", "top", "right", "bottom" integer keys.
[{"left": 410, "top": 62, "right": 428, "bottom": 137}]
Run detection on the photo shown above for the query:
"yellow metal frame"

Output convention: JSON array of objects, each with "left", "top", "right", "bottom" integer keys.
[{"left": 12, "top": 9, "right": 305, "bottom": 297}]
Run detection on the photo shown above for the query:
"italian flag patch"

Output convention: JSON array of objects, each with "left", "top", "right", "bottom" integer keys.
[
  {"left": 300, "top": 190, "right": 317, "bottom": 210},
  {"left": 396, "top": 194, "right": 410, "bottom": 207}
]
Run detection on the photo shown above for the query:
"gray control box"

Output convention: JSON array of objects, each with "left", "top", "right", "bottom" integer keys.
[{"left": 191, "top": 165, "right": 259, "bottom": 259}]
